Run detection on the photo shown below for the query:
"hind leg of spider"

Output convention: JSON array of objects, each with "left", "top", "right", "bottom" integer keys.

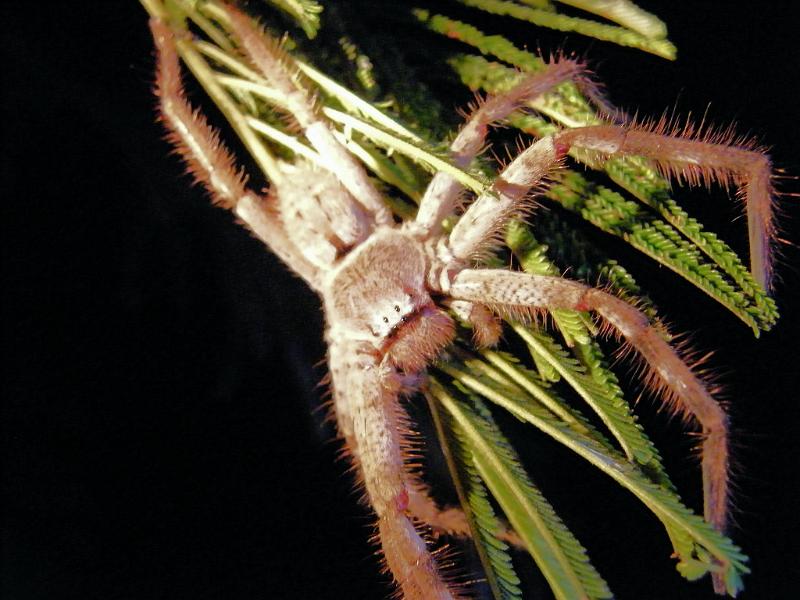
[
  {"left": 406, "top": 482, "right": 524, "bottom": 549},
  {"left": 329, "top": 343, "right": 461, "bottom": 599},
  {"left": 449, "top": 269, "right": 731, "bottom": 593},
  {"left": 150, "top": 18, "right": 322, "bottom": 288},
  {"left": 220, "top": 4, "right": 392, "bottom": 227}
]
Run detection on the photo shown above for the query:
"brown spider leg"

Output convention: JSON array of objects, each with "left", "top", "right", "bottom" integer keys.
[
  {"left": 330, "top": 348, "right": 503, "bottom": 550},
  {"left": 406, "top": 483, "right": 525, "bottom": 549},
  {"left": 445, "top": 299, "right": 503, "bottom": 347},
  {"left": 222, "top": 4, "right": 392, "bottom": 227},
  {"left": 150, "top": 19, "right": 321, "bottom": 289},
  {"left": 331, "top": 340, "right": 516, "bottom": 573},
  {"left": 328, "top": 344, "right": 459, "bottom": 600},
  {"left": 407, "top": 484, "right": 470, "bottom": 537},
  {"left": 449, "top": 269, "right": 731, "bottom": 593},
  {"left": 444, "top": 136, "right": 563, "bottom": 269},
  {"left": 414, "top": 61, "right": 588, "bottom": 237},
  {"left": 557, "top": 124, "right": 777, "bottom": 290}
]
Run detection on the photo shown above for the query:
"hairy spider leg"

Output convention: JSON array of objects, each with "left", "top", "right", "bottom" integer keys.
[
  {"left": 415, "top": 62, "right": 602, "bottom": 346},
  {"left": 448, "top": 269, "right": 731, "bottom": 592},
  {"left": 440, "top": 123, "right": 734, "bottom": 591},
  {"left": 445, "top": 136, "right": 563, "bottom": 267},
  {"left": 413, "top": 60, "right": 590, "bottom": 237},
  {"left": 328, "top": 347, "right": 459, "bottom": 599},
  {"left": 328, "top": 345, "right": 461, "bottom": 600},
  {"left": 557, "top": 124, "right": 776, "bottom": 290},
  {"left": 406, "top": 480, "right": 525, "bottom": 549},
  {"left": 150, "top": 18, "right": 322, "bottom": 289},
  {"left": 223, "top": 4, "right": 393, "bottom": 227}
]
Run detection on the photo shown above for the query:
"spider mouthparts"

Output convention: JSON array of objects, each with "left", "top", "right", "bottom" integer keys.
[{"left": 382, "top": 305, "right": 455, "bottom": 373}]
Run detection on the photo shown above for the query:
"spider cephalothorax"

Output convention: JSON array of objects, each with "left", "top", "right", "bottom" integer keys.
[
  {"left": 327, "top": 229, "right": 455, "bottom": 372},
  {"left": 147, "top": 3, "right": 778, "bottom": 597}
]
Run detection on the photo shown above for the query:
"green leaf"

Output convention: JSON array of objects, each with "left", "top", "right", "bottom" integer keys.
[
  {"left": 454, "top": 0, "right": 676, "bottom": 58},
  {"left": 430, "top": 379, "right": 613, "bottom": 599},
  {"left": 264, "top": 0, "right": 323, "bottom": 39},
  {"left": 546, "top": 170, "right": 772, "bottom": 333},
  {"left": 436, "top": 356, "right": 749, "bottom": 592},
  {"left": 512, "top": 326, "right": 662, "bottom": 470},
  {"left": 428, "top": 392, "right": 523, "bottom": 600}
]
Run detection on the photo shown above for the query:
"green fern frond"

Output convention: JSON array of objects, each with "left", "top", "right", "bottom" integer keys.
[
  {"left": 415, "top": 11, "right": 545, "bottom": 73},
  {"left": 428, "top": 392, "right": 524, "bottom": 600},
  {"left": 553, "top": 0, "right": 668, "bottom": 39},
  {"left": 414, "top": 14, "right": 602, "bottom": 128},
  {"left": 512, "top": 326, "right": 665, "bottom": 471},
  {"left": 454, "top": 347, "right": 596, "bottom": 438},
  {"left": 296, "top": 60, "right": 425, "bottom": 141},
  {"left": 264, "top": 0, "right": 323, "bottom": 39},
  {"left": 335, "top": 35, "right": 379, "bottom": 92},
  {"left": 322, "top": 108, "right": 489, "bottom": 193},
  {"left": 455, "top": 0, "right": 676, "bottom": 58},
  {"left": 529, "top": 344, "right": 563, "bottom": 383},
  {"left": 434, "top": 359, "right": 749, "bottom": 594},
  {"left": 547, "top": 170, "right": 771, "bottom": 333},
  {"left": 429, "top": 378, "right": 614, "bottom": 599},
  {"left": 606, "top": 156, "right": 778, "bottom": 325},
  {"left": 504, "top": 221, "right": 674, "bottom": 484}
]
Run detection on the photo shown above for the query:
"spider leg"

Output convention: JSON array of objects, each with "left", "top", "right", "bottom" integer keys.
[
  {"left": 329, "top": 342, "right": 458, "bottom": 599},
  {"left": 445, "top": 120, "right": 775, "bottom": 291},
  {"left": 407, "top": 484, "right": 470, "bottom": 538},
  {"left": 443, "top": 136, "right": 563, "bottom": 271},
  {"left": 446, "top": 300, "right": 503, "bottom": 347},
  {"left": 330, "top": 346, "right": 483, "bottom": 546},
  {"left": 150, "top": 19, "right": 321, "bottom": 289},
  {"left": 407, "top": 483, "right": 525, "bottom": 549},
  {"left": 414, "top": 61, "right": 588, "bottom": 237},
  {"left": 222, "top": 4, "right": 392, "bottom": 227},
  {"left": 557, "top": 124, "right": 777, "bottom": 289},
  {"left": 449, "top": 268, "right": 730, "bottom": 591}
]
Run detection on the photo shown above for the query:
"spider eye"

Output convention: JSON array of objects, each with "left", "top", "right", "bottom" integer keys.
[
  {"left": 383, "top": 316, "right": 389, "bottom": 323},
  {"left": 394, "top": 305, "right": 401, "bottom": 312}
]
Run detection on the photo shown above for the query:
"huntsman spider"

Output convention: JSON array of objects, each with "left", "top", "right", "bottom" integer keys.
[{"left": 146, "top": 3, "right": 777, "bottom": 598}]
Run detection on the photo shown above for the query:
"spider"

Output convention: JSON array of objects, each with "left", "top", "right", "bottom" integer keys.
[{"left": 147, "top": 4, "right": 776, "bottom": 598}]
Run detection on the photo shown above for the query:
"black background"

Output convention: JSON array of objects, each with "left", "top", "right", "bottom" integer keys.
[{"left": 3, "top": 2, "right": 799, "bottom": 599}]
